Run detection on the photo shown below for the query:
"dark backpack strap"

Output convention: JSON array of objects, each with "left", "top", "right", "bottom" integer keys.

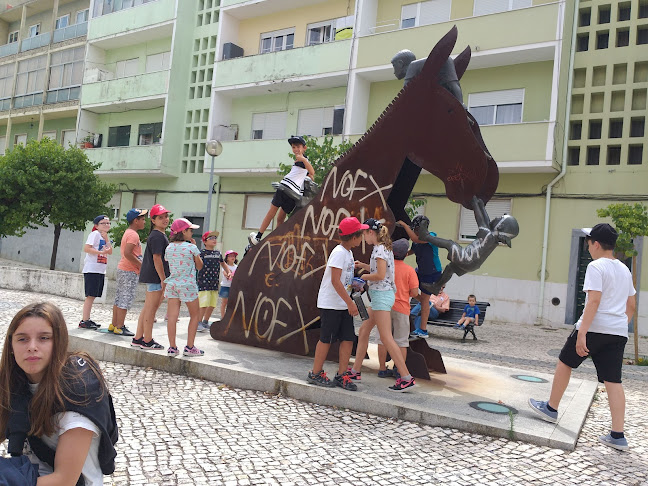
[{"left": 26, "top": 437, "right": 85, "bottom": 486}]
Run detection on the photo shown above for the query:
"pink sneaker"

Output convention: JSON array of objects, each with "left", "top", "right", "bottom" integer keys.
[
  {"left": 183, "top": 345, "right": 204, "bottom": 357},
  {"left": 346, "top": 367, "right": 362, "bottom": 380}
]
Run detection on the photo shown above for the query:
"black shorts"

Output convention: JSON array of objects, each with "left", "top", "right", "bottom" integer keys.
[
  {"left": 318, "top": 309, "right": 355, "bottom": 344},
  {"left": 271, "top": 190, "right": 297, "bottom": 214},
  {"left": 84, "top": 273, "right": 105, "bottom": 298},
  {"left": 417, "top": 272, "right": 442, "bottom": 295},
  {"left": 559, "top": 330, "right": 628, "bottom": 383}
]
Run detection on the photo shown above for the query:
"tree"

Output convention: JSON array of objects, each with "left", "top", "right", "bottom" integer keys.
[
  {"left": 597, "top": 202, "right": 648, "bottom": 363},
  {"left": 0, "top": 139, "right": 116, "bottom": 270}
]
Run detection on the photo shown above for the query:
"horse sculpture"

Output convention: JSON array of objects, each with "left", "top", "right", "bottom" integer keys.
[{"left": 211, "top": 27, "right": 500, "bottom": 377}]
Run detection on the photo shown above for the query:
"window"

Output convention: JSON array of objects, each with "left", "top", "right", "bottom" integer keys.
[
  {"left": 28, "top": 24, "right": 40, "bottom": 38},
  {"left": 260, "top": 28, "right": 294, "bottom": 54},
  {"left": 401, "top": 0, "right": 451, "bottom": 29},
  {"left": 577, "top": 33, "right": 589, "bottom": 52},
  {"left": 306, "top": 16, "right": 354, "bottom": 45},
  {"left": 76, "top": 9, "right": 89, "bottom": 24},
  {"left": 607, "top": 146, "right": 621, "bottom": 165},
  {"left": 138, "top": 122, "right": 163, "bottom": 145},
  {"left": 586, "top": 146, "right": 600, "bottom": 165},
  {"left": 115, "top": 58, "right": 138, "bottom": 78},
  {"left": 15, "top": 55, "right": 46, "bottom": 96},
  {"left": 133, "top": 192, "right": 156, "bottom": 211},
  {"left": 579, "top": 8, "right": 591, "bottom": 27},
  {"left": 596, "top": 31, "right": 609, "bottom": 49},
  {"left": 0, "top": 63, "right": 15, "bottom": 107},
  {"left": 244, "top": 195, "right": 274, "bottom": 230},
  {"left": 618, "top": 3, "right": 631, "bottom": 21},
  {"left": 42, "top": 130, "right": 57, "bottom": 141},
  {"left": 14, "top": 134, "right": 27, "bottom": 147},
  {"left": 468, "top": 89, "right": 523, "bottom": 126},
  {"left": 0, "top": 137, "right": 6, "bottom": 155},
  {"left": 588, "top": 120, "right": 602, "bottom": 139},
  {"left": 567, "top": 147, "right": 580, "bottom": 166},
  {"left": 609, "top": 119, "right": 623, "bottom": 138},
  {"left": 638, "top": 26, "right": 648, "bottom": 45},
  {"left": 297, "top": 106, "right": 344, "bottom": 136},
  {"left": 56, "top": 15, "right": 70, "bottom": 30},
  {"left": 145, "top": 52, "right": 171, "bottom": 73},
  {"left": 569, "top": 121, "right": 582, "bottom": 140},
  {"left": 251, "top": 112, "right": 287, "bottom": 140},
  {"left": 598, "top": 6, "right": 611, "bottom": 24},
  {"left": 630, "top": 118, "right": 645, "bottom": 137},
  {"left": 93, "top": 0, "right": 157, "bottom": 17},
  {"left": 8, "top": 31, "right": 18, "bottom": 43},
  {"left": 108, "top": 125, "right": 131, "bottom": 147},
  {"left": 62, "top": 130, "right": 76, "bottom": 148},
  {"left": 48, "top": 47, "right": 84, "bottom": 90},
  {"left": 628, "top": 145, "right": 643, "bottom": 165},
  {"left": 474, "top": 0, "right": 532, "bottom": 16},
  {"left": 459, "top": 199, "right": 512, "bottom": 241},
  {"left": 108, "top": 193, "right": 121, "bottom": 220}
]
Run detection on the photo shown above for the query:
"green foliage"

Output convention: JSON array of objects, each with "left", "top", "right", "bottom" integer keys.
[
  {"left": 278, "top": 135, "right": 353, "bottom": 186},
  {"left": 109, "top": 214, "right": 174, "bottom": 247},
  {"left": 0, "top": 139, "right": 117, "bottom": 237},
  {"left": 406, "top": 199, "right": 426, "bottom": 220},
  {"left": 596, "top": 203, "right": 648, "bottom": 257}
]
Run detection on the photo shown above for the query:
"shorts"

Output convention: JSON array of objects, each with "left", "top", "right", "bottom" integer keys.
[
  {"left": 199, "top": 290, "right": 219, "bottom": 308},
  {"left": 219, "top": 286, "right": 231, "bottom": 299},
  {"left": 164, "top": 280, "right": 199, "bottom": 303},
  {"left": 146, "top": 283, "right": 162, "bottom": 292},
  {"left": 559, "top": 330, "right": 628, "bottom": 383},
  {"left": 318, "top": 308, "right": 356, "bottom": 344},
  {"left": 84, "top": 273, "right": 105, "bottom": 298},
  {"left": 418, "top": 272, "right": 442, "bottom": 295},
  {"left": 368, "top": 289, "right": 396, "bottom": 311},
  {"left": 271, "top": 189, "right": 297, "bottom": 214},
  {"left": 376, "top": 311, "right": 410, "bottom": 348},
  {"left": 114, "top": 269, "right": 139, "bottom": 310}
]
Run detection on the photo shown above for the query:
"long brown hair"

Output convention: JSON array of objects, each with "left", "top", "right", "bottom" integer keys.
[{"left": 0, "top": 302, "right": 107, "bottom": 439}]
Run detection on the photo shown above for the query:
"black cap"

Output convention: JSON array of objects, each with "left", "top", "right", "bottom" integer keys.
[
  {"left": 288, "top": 135, "right": 306, "bottom": 146},
  {"left": 364, "top": 218, "right": 382, "bottom": 231},
  {"left": 582, "top": 223, "right": 618, "bottom": 246},
  {"left": 392, "top": 238, "right": 409, "bottom": 260},
  {"left": 93, "top": 215, "right": 109, "bottom": 224}
]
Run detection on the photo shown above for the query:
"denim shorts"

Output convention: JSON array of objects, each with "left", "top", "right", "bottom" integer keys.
[
  {"left": 146, "top": 283, "right": 162, "bottom": 292},
  {"left": 219, "top": 286, "right": 231, "bottom": 299},
  {"left": 368, "top": 289, "right": 396, "bottom": 312}
]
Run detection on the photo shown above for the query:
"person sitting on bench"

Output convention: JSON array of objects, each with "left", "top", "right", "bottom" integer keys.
[{"left": 410, "top": 285, "right": 450, "bottom": 335}]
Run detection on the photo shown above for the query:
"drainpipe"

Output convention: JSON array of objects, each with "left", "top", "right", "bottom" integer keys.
[{"left": 537, "top": 0, "right": 577, "bottom": 323}]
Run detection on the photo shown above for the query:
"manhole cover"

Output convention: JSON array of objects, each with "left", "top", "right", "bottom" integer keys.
[
  {"left": 469, "top": 401, "right": 518, "bottom": 415},
  {"left": 511, "top": 374, "right": 548, "bottom": 383}
]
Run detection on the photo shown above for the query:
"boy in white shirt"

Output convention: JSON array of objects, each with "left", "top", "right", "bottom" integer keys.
[
  {"left": 306, "top": 217, "right": 367, "bottom": 391},
  {"left": 529, "top": 223, "right": 636, "bottom": 451}
]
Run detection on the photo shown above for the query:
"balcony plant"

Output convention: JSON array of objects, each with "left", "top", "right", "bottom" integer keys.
[{"left": 81, "top": 134, "right": 94, "bottom": 148}]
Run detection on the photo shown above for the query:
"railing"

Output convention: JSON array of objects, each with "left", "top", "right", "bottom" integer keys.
[
  {"left": 0, "top": 98, "right": 10, "bottom": 111},
  {"left": 20, "top": 32, "right": 51, "bottom": 52},
  {"left": 367, "top": 18, "right": 400, "bottom": 35},
  {"left": 0, "top": 42, "right": 19, "bottom": 58},
  {"left": 52, "top": 22, "right": 88, "bottom": 43},
  {"left": 92, "top": 0, "right": 158, "bottom": 18},
  {"left": 13, "top": 92, "right": 43, "bottom": 109},
  {"left": 46, "top": 86, "right": 81, "bottom": 104}
]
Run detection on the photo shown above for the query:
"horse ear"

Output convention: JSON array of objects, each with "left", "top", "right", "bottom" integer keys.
[
  {"left": 418, "top": 26, "right": 458, "bottom": 81},
  {"left": 454, "top": 46, "right": 471, "bottom": 80}
]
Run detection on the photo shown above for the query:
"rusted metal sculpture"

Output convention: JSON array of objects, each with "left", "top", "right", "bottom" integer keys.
[{"left": 211, "top": 27, "right": 499, "bottom": 378}]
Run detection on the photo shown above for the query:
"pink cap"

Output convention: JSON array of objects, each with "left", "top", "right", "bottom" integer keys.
[
  {"left": 170, "top": 218, "right": 199, "bottom": 235},
  {"left": 338, "top": 217, "right": 369, "bottom": 236},
  {"left": 150, "top": 204, "right": 171, "bottom": 217},
  {"left": 224, "top": 250, "right": 238, "bottom": 258}
]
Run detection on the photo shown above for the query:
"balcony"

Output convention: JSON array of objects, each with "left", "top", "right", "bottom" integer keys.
[
  {"left": 80, "top": 70, "right": 169, "bottom": 110},
  {"left": 89, "top": 144, "right": 172, "bottom": 176},
  {"left": 356, "top": 3, "right": 561, "bottom": 70},
  {"left": 52, "top": 22, "right": 88, "bottom": 43},
  {"left": 480, "top": 121, "right": 555, "bottom": 172},
  {"left": 88, "top": 0, "right": 175, "bottom": 42},
  {"left": 20, "top": 32, "right": 51, "bottom": 52},
  {"left": 0, "top": 42, "right": 19, "bottom": 58},
  {"left": 213, "top": 40, "right": 352, "bottom": 95}
]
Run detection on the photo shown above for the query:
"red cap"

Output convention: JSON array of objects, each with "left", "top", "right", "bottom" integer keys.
[
  {"left": 339, "top": 217, "right": 369, "bottom": 236},
  {"left": 150, "top": 204, "right": 170, "bottom": 217}
]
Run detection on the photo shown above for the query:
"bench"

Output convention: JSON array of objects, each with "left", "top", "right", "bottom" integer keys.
[{"left": 410, "top": 299, "right": 490, "bottom": 342}]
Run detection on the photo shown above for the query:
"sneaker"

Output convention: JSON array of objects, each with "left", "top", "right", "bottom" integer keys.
[
  {"left": 183, "top": 345, "right": 204, "bottom": 357},
  {"left": 108, "top": 324, "right": 134, "bottom": 336},
  {"left": 413, "top": 328, "right": 429, "bottom": 338},
  {"left": 140, "top": 339, "right": 164, "bottom": 351},
  {"left": 131, "top": 337, "right": 144, "bottom": 348},
  {"left": 409, "top": 330, "right": 420, "bottom": 337},
  {"left": 197, "top": 322, "right": 208, "bottom": 332},
  {"left": 389, "top": 377, "right": 416, "bottom": 392},
  {"left": 378, "top": 368, "right": 394, "bottom": 378},
  {"left": 346, "top": 368, "right": 362, "bottom": 381},
  {"left": 334, "top": 372, "right": 358, "bottom": 391},
  {"left": 306, "top": 370, "right": 336, "bottom": 387},
  {"left": 78, "top": 320, "right": 98, "bottom": 330},
  {"left": 86, "top": 319, "right": 101, "bottom": 329},
  {"left": 249, "top": 232, "right": 260, "bottom": 245},
  {"left": 453, "top": 322, "right": 462, "bottom": 329},
  {"left": 598, "top": 433, "right": 629, "bottom": 451},
  {"left": 528, "top": 398, "right": 558, "bottom": 423},
  {"left": 458, "top": 324, "right": 466, "bottom": 330},
  {"left": 167, "top": 346, "right": 179, "bottom": 357}
]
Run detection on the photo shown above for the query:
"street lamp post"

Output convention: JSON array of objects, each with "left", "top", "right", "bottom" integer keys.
[{"left": 204, "top": 140, "right": 223, "bottom": 234}]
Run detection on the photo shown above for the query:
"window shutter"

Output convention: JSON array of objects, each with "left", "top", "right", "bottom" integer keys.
[
  {"left": 419, "top": 0, "right": 452, "bottom": 26},
  {"left": 473, "top": 0, "right": 508, "bottom": 15},
  {"left": 459, "top": 200, "right": 512, "bottom": 240},
  {"left": 251, "top": 113, "right": 265, "bottom": 132},
  {"left": 401, "top": 3, "right": 418, "bottom": 22},
  {"left": 297, "top": 108, "right": 324, "bottom": 136},
  {"left": 245, "top": 195, "right": 274, "bottom": 229},
  {"left": 511, "top": 0, "right": 532, "bottom": 9},
  {"left": 263, "top": 112, "right": 287, "bottom": 140},
  {"left": 468, "top": 89, "right": 524, "bottom": 108}
]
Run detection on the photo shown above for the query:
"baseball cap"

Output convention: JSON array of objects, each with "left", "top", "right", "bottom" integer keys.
[
  {"left": 364, "top": 218, "right": 382, "bottom": 231},
  {"left": 170, "top": 218, "right": 199, "bottom": 235},
  {"left": 202, "top": 230, "right": 220, "bottom": 241},
  {"left": 93, "top": 215, "right": 109, "bottom": 224},
  {"left": 339, "top": 217, "right": 369, "bottom": 236},
  {"left": 150, "top": 204, "right": 170, "bottom": 217},
  {"left": 582, "top": 223, "right": 618, "bottom": 247},
  {"left": 126, "top": 208, "right": 148, "bottom": 223},
  {"left": 225, "top": 250, "right": 238, "bottom": 258},
  {"left": 392, "top": 238, "right": 409, "bottom": 260},
  {"left": 288, "top": 135, "right": 306, "bottom": 146}
]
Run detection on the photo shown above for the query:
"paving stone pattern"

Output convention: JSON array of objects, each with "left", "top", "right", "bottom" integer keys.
[{"left": 0, "top": 288, "right": 646, "bottom": 485}]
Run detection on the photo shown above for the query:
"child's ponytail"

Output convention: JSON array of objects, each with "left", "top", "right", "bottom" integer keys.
[{"left": 377, "top": 225, "right": 392, "bottom": 251}]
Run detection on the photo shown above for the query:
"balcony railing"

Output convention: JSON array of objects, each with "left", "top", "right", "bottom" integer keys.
[
  {"left": 52, "top": 22, "right": 88, "bottom": 43},
  {"left": 46, "top": 86, "right": 81, "bottom": 104},
  {"left": 13, "top": 92, "right": 43, "bottom": 109},
  {"left": 0, "top": 42, "right": 19, "bottom": 58},
  {"left": 89, "top": 144, "right": 166, "bottom": 174},
  {"left": 21, "top": 32, "right": 51, "bottom": 52}
]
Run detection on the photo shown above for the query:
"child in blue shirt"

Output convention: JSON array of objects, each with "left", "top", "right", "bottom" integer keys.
[{"left": 455, "top": 294, "right": 479, "bottom": 329}]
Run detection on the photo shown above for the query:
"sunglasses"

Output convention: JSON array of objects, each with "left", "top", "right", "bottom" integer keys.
[{"left": 205, "top": 236, "right": 218, "bottom": 240}]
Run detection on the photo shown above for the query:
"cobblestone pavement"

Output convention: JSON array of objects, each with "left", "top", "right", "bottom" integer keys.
[{"left": 1, "top": 288, "right": 647, "bottom": 485}]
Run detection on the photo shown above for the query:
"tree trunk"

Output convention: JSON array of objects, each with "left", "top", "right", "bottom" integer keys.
[
  {"left": 50, "top": 224, "right": 61, "bottom": 270},
  {"left": 632, "top": 254, "right": 639, "bottom": 363}
]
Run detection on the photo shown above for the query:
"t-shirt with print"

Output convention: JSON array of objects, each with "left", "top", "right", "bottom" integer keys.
[
  {"left": 164, "top": 241, "right": 201, "bottom": 284},
  {"left": 83, "top": 231, "right": 109, "bottom": 275},
  {"left": 464, "top": 305, "right": 479, "bottom": 318},
  {"left": 26, "top": 384, "right": 102, "bottom": 486},
  {"left": 367, "top": 244, "right": 396, "bottom": 292},
  {"left": 576, "top": 257, "right": 636, "bottom": 337},
  {"left": 392, "top": 260, "right": 419, "bottom": 315},
  {"left": 139, "top": 230, "right": 170, "bottom": 284},
  {"left": 220, "top": 263, "right": 237, "bottom": 288},
  {"left": 317, "top": 245, "right": 355, "bottom": 310},
  {"left": 197, "top": 249, "right": 222, "bottom": 291},
  {"left": 117, "top": 228, "right": 142, "bottom": 274}
]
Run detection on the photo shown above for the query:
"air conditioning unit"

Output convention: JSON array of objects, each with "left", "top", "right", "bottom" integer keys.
[{"left": 222, "top": 43, "right": 243, "bottom": 60}]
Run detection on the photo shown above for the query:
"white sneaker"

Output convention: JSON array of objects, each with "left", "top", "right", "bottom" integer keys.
[
  {"left": 197, "top": 322, "right": 208, "bottom": 332},
  {"left": 249, "top": 232, "right": 260, "bottom": 245}
]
